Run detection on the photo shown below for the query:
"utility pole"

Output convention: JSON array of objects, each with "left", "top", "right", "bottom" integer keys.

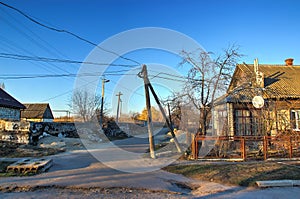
[
  {"left": 138, "top": 65, "right": 156, "bottom": 159},
  {"left": 100, "top": 77, "right": 110, "bottom": 128},
  {"left": 167, "top": 103, "right": 172, "bottom": 128},
  {"left": 148, "top": 83, "right": 182, "bottom": 153},
  {"left": 120, "top": 99, "right": 123, "bottom": 119},
  {"left": 138, "top": 65, "right": 182, "bottom": 156},
  {"left": 116, "top": 92, "right": 123, "bottom": 123}
]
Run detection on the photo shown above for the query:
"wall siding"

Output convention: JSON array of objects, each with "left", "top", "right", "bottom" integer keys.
[{"left": 0, "top": 107, "right": 20, "bottom": 121}]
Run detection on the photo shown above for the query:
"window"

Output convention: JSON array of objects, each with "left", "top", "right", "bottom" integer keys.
[
  {"left": 235, "top": 110, "right": 251, "bottom": 136},
  {"left": 291, "top": 110, "right": 300, "bottom": 131},
  {"left": 235, "top": 109, "right": 265, "bottom": 136}
]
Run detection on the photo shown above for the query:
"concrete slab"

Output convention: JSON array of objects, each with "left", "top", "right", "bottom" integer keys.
[
  {"left": 6, "top": 158, "right": 52, "bottom": 174},
  {"left": 256, "top": 180, "right": 300, "bottom": 188}
]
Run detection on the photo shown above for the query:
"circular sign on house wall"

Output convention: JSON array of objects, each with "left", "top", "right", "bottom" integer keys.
[{"left": 252, "top": 95, "right": 264, "bottom": 108}]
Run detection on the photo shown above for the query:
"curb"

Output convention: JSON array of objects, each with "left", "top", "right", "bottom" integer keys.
[{"left": 256, "top": 180, "right": 300, "bottom": 188}]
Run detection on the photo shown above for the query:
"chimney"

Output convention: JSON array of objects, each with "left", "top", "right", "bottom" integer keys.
[{"left": 285, "top": 58, "right": 294, "bottom": 66}]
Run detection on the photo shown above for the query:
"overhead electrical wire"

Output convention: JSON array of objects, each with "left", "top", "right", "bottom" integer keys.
[
  {"left": 0, "top": 6, "right": 73, "bottom": 74},
  {"left": 0, "top": 2, "right": 195, "bottom": 84},
  {"left": 0, "top": 14, "right": 72, "bottom": 76},
  {"left": 0, "top": 1, "right": 194, "bottom": 106},
  {"left": 0, "top": 72, "right": 137, "bottom": 80},
  {"left": 0, "top": 36, "right": 73, "bottom": 79},
  {"left": 0, "top": 53, "right": 139, "bottom": 68},
  {"left": 0, "top": 1, "right": 141, "bottom": 66}
]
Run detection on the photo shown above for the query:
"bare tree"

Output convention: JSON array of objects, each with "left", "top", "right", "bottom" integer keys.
[
  {"left": 70, "top": 89, "right": 101, "bottom": 122},
  {"left": 179, "top": 45, "right": 242, "bottom": 135}
]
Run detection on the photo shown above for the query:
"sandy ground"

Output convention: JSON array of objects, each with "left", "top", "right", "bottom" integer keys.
[{"left": 38, "top": 135, "right": 85, "bottom": 151}]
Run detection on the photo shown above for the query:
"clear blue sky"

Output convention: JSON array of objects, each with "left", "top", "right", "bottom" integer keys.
[{"left": 1, "top": 0, "right": 300, "bottom": 117}]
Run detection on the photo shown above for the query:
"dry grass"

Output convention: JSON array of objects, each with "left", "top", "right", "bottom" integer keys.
[
  {"left": 163, "top": 161, "right": 300, "bottom": 186},
  {"left": 0, "top": 141, "right": 65, "bottom": 158}
]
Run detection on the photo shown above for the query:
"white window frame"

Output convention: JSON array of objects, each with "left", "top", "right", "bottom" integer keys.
[{"left": 291, "top": 110, "right": 300, "bottom": 131}]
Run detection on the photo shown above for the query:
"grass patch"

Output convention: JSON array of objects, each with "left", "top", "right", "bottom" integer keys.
[
  {"left": 163, "top": 162, "right": 300, "bottom": 186},
  {"left": 0, "top": 161, "right": 11, "bottom": 173}
]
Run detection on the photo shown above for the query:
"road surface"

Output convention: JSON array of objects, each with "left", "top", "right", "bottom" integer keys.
[{"left": 1, "top": 131, "right": 300, "bottom": 198}]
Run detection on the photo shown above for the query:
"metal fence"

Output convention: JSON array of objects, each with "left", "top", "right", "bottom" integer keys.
[{"left": 193, "top": 135, "right": 300, "bottom": 160}]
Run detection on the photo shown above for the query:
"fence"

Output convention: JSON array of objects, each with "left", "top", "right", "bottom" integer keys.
[{"left": 193, "top": 135, "right": 300, "bottom": 160}]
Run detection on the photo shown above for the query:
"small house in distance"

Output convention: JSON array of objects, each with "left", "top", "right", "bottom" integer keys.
[
  {"left": 21, "top": 103, "right": 54, "bottom": 122},
  {"left": 0, "top": 88, "right": 26, "bottom": 121}
]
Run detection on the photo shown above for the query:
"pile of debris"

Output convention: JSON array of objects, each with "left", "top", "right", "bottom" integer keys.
[{"left": 102, "top": 120, "right": 129, "bottom": 140}]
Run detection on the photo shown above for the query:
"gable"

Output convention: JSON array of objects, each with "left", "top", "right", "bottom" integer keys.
[
  {"left": 0, "top": 88, "right": 26, "bottom": 109},
  {"left": 21, "top": 103, "right": 54, "bottom": 119}
]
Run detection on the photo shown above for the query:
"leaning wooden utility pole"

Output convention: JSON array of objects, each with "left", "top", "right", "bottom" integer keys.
[
  {"left": 148, "top": 83, "right": 182, "bottom": 153},
  {"left": 138, "top": 65, "right": 156, "bottom": 159},
  {"left": 116, "top": 92, "right": 123, "bottom": 123}
]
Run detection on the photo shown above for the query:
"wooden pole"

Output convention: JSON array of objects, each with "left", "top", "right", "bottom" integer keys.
[
  {"left": 148, "top": 83, "right": 182, "bottom": 153},
  {"left": 100, "top": 78, "right": 109, "bottom": 128},
  {"left": 289, "top": 136, "right": 293, "bottom": 159},
  {"left": 167, "top": 103, "right": 172, "bottom": 128},
  {"left": 116, "top": 92, "right": 123, "bottom": 123},
  {"left": 241, "top": 137, "right": 246, "bottom": 160},
  {"left": 139, "top": 65, "right": 156, "bottom": 159}
]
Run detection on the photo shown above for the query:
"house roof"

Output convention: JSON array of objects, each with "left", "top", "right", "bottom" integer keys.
[
  {"left": 225, "top": 63, "right": 300, "bottom": 103},
  {"left": 21, "top": 103, "right": 54, "bottom": 119},
  {"left": 0, "top": 88, "right": 26, "bottom": 109}
]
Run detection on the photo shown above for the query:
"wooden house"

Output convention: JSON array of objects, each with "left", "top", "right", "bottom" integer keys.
[
  {"left": 214, "top": 58, "right": 300, "bottom": 136},
  {"left": 21, "top": 103, "right": 54, "bottom": 122}
]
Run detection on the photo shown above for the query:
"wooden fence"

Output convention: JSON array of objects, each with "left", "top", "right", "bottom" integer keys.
[{"left": 193, "top": 135, "right": 300, "bottom": 160}]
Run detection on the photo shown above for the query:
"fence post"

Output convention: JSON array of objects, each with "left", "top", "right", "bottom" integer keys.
[
  {"left": 241, "top": 137, "right": 246, "bottom": 160},
  {"left": 263, "top": 136, "right": 268, "bottom": 160},
  {"left": 192, "top": 135, "right": 198, "bottom": 159},
  {"left": 289, "top": 136, "right": 293, "bottom": 159}
]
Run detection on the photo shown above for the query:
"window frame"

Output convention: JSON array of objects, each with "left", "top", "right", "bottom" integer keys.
[{"left": 291, "top": 110, "right": 300, "bottom": 131}]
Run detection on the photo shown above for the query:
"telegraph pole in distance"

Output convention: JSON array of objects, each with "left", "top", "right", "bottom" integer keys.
[
  {"left": 116, "top": 91, "right": 123, "bottom": 123},
  {"left": 138, "top": 65, "right": 156, "bottom": 159},
  {"left": 100, "top": 77, "right": 110, "bottom": 128}
]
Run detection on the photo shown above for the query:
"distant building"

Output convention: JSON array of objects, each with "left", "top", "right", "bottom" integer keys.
[
  {"left": 21, "top": 103, "right": 54, "bottom": 122},
  {"left": 214, "top": 58, "right": 300, "bottom": 136},
  {"left": 0, "top": 88, "right": 26, "bottom": 121}
]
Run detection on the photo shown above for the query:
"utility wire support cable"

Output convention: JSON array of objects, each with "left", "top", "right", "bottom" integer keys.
[{"left": 0, "top": 1, "right": 141, "bottom": 66}]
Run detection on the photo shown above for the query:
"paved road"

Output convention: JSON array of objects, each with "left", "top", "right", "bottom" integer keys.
[{"left": 1, "top": 132, "right": 300, "bottom": 198}]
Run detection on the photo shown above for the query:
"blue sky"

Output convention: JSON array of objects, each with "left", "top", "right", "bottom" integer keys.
[{"left": 1, "top": 0, "right": 300, "bottom": 117}]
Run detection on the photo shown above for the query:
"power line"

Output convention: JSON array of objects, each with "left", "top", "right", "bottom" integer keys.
[
  {"left": 0, "top": 71, "right": 138, "bottom": 80},
  {"left": 148, "top": 74, "right": 187, "bottom": 83},
  {"left": 0, "top": 36, "right": 74, "bottom": 81},
  {"left": 0, "top": 6, "right": 72, "bottom": 72},
  {"left": 109, "top": 79, "right": 144, "bottom": 97},
  {"left": 148, "top": 69, "right": 202, "bottom": 82},
  {"left": 0, "top": 1, "right": 141, "bottom": 66},
  {"left": 0, "top": 52, "right": 139, "bottom": 68}
]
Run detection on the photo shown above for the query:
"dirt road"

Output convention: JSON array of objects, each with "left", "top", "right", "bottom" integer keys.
[{"left": 1, "top": 136, "right": 300, "bottom": 198}]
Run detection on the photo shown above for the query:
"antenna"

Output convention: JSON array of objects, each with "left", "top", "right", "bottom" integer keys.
[
  {"left": 254, "top": 58, "right": 259, "bottom": 73},
  {"left": 254, "top": 58, "right": 264, "bottom": 88}
]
